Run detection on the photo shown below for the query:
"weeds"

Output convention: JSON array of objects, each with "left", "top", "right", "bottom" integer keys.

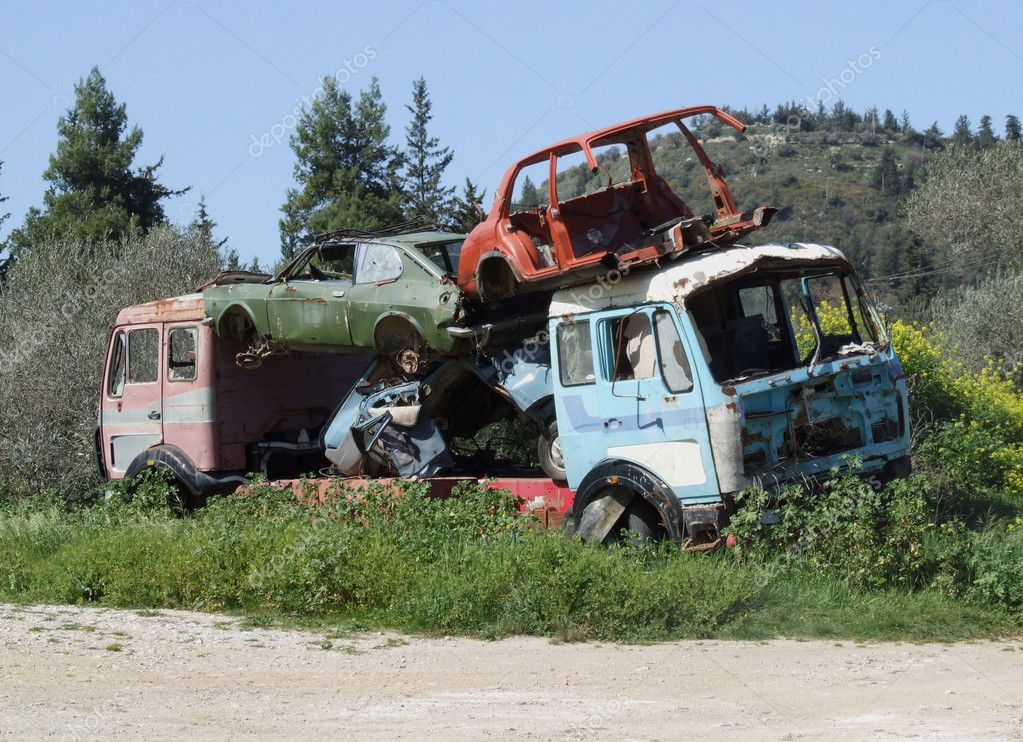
[
  {"left": 1, "top": 472, "right": 1020, "bottom": 642},
  {"left": 1, "top": 307, "right": 1021, "bottom": 641}
]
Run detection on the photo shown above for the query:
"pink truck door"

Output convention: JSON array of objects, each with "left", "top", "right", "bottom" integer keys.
[
  {"left": 101, "top": 324, "right": 164, "bottom": 477},
  {"left": 161, "top": 323, "right": 217, "bottom": 471}
]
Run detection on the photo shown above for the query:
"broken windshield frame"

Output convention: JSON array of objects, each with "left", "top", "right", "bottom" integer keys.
[
  {"left": 417, "top": 239, "right": 463, "bottom": 276},
  {"left": 687, "top": 266, "right": 888, "bottom": 385}
]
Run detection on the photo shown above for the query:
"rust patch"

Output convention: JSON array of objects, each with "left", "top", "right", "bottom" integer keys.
[
  {"left": 721, "top": 385, "right": 736, "bottom": 397},
  {"left": 741, "top": 427, "right": 767, "bottom": 445}
]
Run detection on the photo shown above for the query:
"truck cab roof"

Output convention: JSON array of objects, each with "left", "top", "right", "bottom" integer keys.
[
  {"left": 548, "top": 243, "right": 850, "bottom": 317},
  {"left": 114, "top": 293, "right": 204, "bottom": 326}
]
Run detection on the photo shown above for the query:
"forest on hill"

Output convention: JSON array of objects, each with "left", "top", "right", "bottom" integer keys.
[{"left": 546, "top": 103, "right": 1021, "bottom": 315}]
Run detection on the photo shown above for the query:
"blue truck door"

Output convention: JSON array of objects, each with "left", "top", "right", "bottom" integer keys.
[{"left": 553, "top": 304, "right": 720, "bottom": 504}]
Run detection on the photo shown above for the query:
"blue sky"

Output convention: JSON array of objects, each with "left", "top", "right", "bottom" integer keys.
[{"left": 1, "top": 0, "right": 1021, "bottom": 265}]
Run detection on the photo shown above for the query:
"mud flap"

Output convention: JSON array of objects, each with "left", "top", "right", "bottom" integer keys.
[{"left": 575, "top": 486, "right": 635, "bottom": 543}]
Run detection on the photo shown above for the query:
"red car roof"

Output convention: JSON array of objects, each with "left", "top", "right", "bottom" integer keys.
[{"left": 508, "top": 105, "right": 747, "bottom": 172}]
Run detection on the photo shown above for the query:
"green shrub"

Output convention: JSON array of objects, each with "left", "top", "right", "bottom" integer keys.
[
  {"left": 931, "top": 520, "right": 1023, "bottom": 612},
  {"left": 892, "top": 320, "right": 1023, "bottom": 497},
  {"left": 726, "top": 468, "right": 932, "bottom": 591},
  {"left": 2, "top": 475, "right": 1021, "bottom": 639}
]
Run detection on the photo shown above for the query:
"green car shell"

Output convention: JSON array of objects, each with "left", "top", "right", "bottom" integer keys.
[{"left": 202, "top": 231, "right": 469, "bottom": 365}]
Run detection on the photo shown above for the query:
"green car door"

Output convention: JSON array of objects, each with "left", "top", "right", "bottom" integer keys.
[
  {"left": 346, "top": 241, "right": 460, "bottom": 353},
  {"left": 266, "top": 242, "right": 356, "bottom": 350}
]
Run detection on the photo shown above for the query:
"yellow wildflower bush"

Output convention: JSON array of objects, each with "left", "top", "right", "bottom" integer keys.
[{"left": 891, "top": 320, "right": 1023, "bottom": 497}]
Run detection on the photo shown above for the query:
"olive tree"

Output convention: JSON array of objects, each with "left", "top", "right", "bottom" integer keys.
[
  {"left": 930, "top": 270, "right": 1023, "bottom": 384},
  {"left": 0, "top": 227, "right": 220, "bottom": 499},
  {"left": 906, "top": 142, "right": 1023, "bottom": 276}
]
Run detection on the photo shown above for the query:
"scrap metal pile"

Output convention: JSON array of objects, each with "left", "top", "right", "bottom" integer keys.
[{"left": 200, "top": 106, "right": 775, "bottom": 480}]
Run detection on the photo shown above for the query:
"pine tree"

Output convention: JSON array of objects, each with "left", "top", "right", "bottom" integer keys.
[
  {"left": 871, "top": 147, "right": 901, "bottom": 196},
  {"left": 882, "top": 109, "right": 899, "bottom": 133},
  {"left": 190, "top": 196, "right": 225, "bottom": 248},
  {"left": 924, "top": 121, "right": 944, "bottom": 150},
  {"left": 1006, "top": 114, "right": 1022, "bottom": 141},
  {"left": 189, "top": 195, "right": 236, "bottom": 268},
  {"left": 8, "top": 67, "right": 184, "bottom": 254},
  {"left": 863, "top": 106, "right": 880, "bottom": 133},
  {"left": 900, "top": 110, "right": 912, "bottom": 131},
  {"left": 894, "top": 234, "right": 936, "bottom": 305},
  {"left": 402, "top": 77, "right": 455, "bottom": 223},
  {"left": 518, "top": 175, "right": 541, "bottom": 209},
  {"left": 449, "top": 178, "right": 487, "bottom": 233},
  {"left": 952, "top": 114, "right": 973, "bottom": 146},
  {"left": 830, "top": 100, "right": 860, "bottom": 132},
  {"left": 279, "top": 76, "right": 403, "bottom": 261},
  {"left": 977, "top": 115, "right": 998, "bottom": 149},
  {"left": 0, "top": 160, "right": 10, "bottom": 280}
]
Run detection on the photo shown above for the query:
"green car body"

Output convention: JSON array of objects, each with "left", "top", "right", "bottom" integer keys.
[{"left": 202, "top": 230, "right": 469, "bottom": 359}]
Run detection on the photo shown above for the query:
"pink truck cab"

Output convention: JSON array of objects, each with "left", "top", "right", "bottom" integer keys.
[{"left": 96, "top": 293, "right": 366, "bottom": 502}]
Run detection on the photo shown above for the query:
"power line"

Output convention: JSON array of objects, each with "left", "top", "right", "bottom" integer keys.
[{"left": 863, "top": 251, "right": 1000, "bottom": 284}]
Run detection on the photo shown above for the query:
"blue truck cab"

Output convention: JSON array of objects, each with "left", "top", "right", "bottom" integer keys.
[{"left": 548, "top": 243, "right": 911, "bottom": 545}]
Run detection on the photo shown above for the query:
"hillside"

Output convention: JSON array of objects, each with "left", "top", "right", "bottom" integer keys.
[
  {"left": 688, "top": 125, "right": 928, "bottom": 281},
  {"left": 542, "top": 114, "right": 947, "bottom": 305}
]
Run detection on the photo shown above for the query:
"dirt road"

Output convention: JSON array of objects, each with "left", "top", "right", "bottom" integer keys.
[{"left": 1, "top": 604, "right": 1022, "bottom": 740}]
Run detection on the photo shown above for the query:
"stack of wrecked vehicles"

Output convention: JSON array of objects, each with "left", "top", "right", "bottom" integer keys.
[{"left": 96, "top": 106, "right": 911, "bottom": 547}]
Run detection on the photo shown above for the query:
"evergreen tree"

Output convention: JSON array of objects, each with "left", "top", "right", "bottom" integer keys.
[
  {"left": 892, "top": 230, "right": 936, "bottom": 305},
  {"left": 401, "top": 77, "right": 455, "bottom": 222},
  {"left": 190, "top": 196, "right": 226, "bottom": 249},
  {"left": 8, "top": 67, "right": 184, "bottom": 255},
  {"left": 0, "top": 161, "right": 10, "bottom": 280},
  {"left": 1006, "top": 114, "right": 1022, "bottom": 141},
  {"left": 882, "top": 109, "right": 899, "bottom": 133},
  {"left": 830, "top": 100, "right": 860, "bottom": 132},
  {"left": 924, "top": 121, "right": 944, "bottom": 150},
  {"left": 188, "top": 195, "right": 237, "bottom": 269},
  {"left": 871, "top": 147, "right": 901, "bottom": 196},
  {"left": 977, "top": 115, "right": 998, "bottom": 149},
  {"left": 901, "top": 161, "right": 918, "bottom": 193},
  {"left": 518, "top": 175, "right": 541, "bottom": 209},
  {"left": 279, "top": 76, "right": 402, "bottom": 261},
  {"left": 952, "top": 114, "right": 973, "bottom": 146},
  {"left": 815, "top": 100, "right": 827, "bottom": 128},
  {"left": 900, "top": 110, "right": 912, "bottom": 131},
  {"left": 449, "top": 177, "right": 486, "bottom": 233},
  {"left": 863, "top": 106, "right": 880, "bottom": 133}
]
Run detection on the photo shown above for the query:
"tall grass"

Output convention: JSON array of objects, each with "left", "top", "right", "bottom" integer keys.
[{"left": 1, "top": 472, "right": 1019, "bottom": 641}]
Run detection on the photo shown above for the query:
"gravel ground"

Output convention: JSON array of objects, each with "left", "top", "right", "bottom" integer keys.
[{"left": 1, "top": 603, "right": 1022, "bottom": 740}]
